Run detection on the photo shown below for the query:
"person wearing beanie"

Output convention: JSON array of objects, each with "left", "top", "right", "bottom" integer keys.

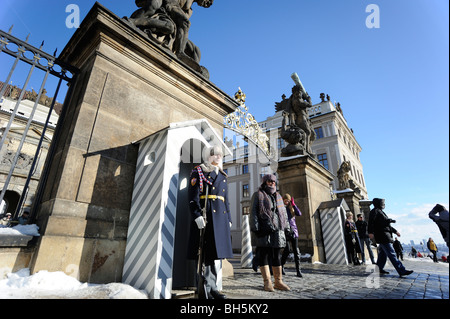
[
  {"left": 249, "top": 174, "right": 291, "bottom": 292},
  {"left": 426, "top": 237, "right": 439, "bottom": 262},
  {"left": 368, "top": 198, "right": 413, "bottom": 277},
  {"left": 355, "top": 214, "right": 376, "bottom": 264}
]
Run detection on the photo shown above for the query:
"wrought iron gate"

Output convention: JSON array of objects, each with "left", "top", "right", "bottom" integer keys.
[{"left": 0, "top": 27, "right": 78, "bottom": 221}]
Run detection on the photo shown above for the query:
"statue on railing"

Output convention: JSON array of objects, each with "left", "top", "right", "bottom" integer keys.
[
  {"left": 125, "top": 0, "right": 214, "bottom": 79},
  {"left": 275, "top": 73, "right": 316, "bottom": 157}
]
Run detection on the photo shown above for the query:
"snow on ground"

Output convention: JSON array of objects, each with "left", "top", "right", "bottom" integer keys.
[
  {"left": 1, "top": 224, "right": 148, "bottom": 299},
  {"left": 0, "top": 268, "right": 148, "bottom": 299},
  {"left": 404, "top": 255, "right": 449, "bottom": 265},
  {"left": 0, "top": 224, "right": 40, "bottom": 236}
]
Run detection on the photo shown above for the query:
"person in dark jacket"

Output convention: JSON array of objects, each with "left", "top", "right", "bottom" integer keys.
[
  {"left": 280, "top": 193, "right": 302, "bottom": 277},
  {"left": 410, "top": 246, "right": 417, "bottom": 258},
  {"left": 188, "top": 145, "right": 233, "bottom": 299},
  {"left": 368, "top": 198, "right": 413, "bottom": 277},
  {"left": 393, "top": 237, "right": 403, "bottom": 261},
  {"left": 344, "top": 212, "right": 362, "bottom": 265},
  {"left": 428, "top": 204, "right": 449, "bottom": 248},
  {"left": 250, "top": 174, "right": 290, "bottom": 292},
  {"left": 356, "top": 214, "right": 376, "bottom": 264}
]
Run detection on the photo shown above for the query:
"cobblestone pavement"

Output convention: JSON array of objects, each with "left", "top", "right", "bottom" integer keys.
[{"left": 222, "top": 256, "right": 449, "bottom": 299}]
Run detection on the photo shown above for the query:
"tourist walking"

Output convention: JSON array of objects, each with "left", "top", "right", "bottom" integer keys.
[
  {"left": 368, "top": 198, "right": 413, "bottom": 277},
  {"left": 427, "top": 238, "right": 438, "bottom": 263},
  {"left": 355, "top": 214, "right": 376, "bottom": 264},
  {"left": 280, "top": 193, "right": 303, "bottom": 277},
  {"left": 393, "top": 237, "right": 404, "bottom": 261},
  {"left": 250, "top": 174, "right": 291, "bottom": 292}
]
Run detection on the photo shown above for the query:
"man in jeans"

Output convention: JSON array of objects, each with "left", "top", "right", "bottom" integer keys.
[
  {"left": 356, "top": 214, "right": 376, "bottom": 264},
  {"left": 368, "top": 198, "right": 413, "bottom": 277}
]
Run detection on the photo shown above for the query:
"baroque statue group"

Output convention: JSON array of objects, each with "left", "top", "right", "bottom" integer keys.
[{"left": 125, "top": 0, "right": 214, "bottom": 78}]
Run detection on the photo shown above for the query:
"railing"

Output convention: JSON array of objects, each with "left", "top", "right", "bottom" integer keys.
[{"left": 0, "top": 26, "right": 78, "bottom": 220}]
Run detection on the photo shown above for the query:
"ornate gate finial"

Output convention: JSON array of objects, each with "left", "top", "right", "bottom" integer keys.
[
  {"left": 224, "top": 88, "right": 272, "bottom": 158},
  {"left": 234, "top": 87, "right": 246, "bottom": 104}
]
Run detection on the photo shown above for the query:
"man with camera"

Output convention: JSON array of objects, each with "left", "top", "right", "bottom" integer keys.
[{"left": 368, "top": 198, "right": 413, "bottom": 277}]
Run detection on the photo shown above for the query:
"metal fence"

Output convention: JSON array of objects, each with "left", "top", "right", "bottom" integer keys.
[{"left": 0, "top": 26, "right": 78, "bottom": 220}]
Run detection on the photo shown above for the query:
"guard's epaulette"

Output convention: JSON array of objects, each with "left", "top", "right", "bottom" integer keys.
[{"left": 220, "top": 169, "right": 228, "bottom": 178}]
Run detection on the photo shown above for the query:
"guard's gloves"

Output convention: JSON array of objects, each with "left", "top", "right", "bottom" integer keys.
[{"left": 195, "top": 216, "right": 206, "bottom": 229}]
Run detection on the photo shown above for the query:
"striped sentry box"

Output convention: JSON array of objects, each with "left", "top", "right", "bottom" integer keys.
[
  {"left": 318, "top": 200, "right": 350, "bottom": 265},
  {"left": 122, "top": 120, "right": 231, "bottom": 299},
  {"left": 240, "top": 215, "right": 253, "bottom": 268}
]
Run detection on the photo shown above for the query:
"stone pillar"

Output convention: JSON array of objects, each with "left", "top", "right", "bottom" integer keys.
[
  {"left": 240, "top": 214, "right": 253, "bottom": 268},
  {"left": 359, "top": 199, "right": 372, "bottom": 221},
  {"left": 335, "top": 190, "right": 362, "bottom": 218},
  {"left": 30, "top": 3, "right": 237, "bottom": 283},
  {"left": 277, "top": 155, "right": 334, "bottom": 263}
]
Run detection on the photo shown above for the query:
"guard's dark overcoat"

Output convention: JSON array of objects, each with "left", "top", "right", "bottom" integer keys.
[
  {"left": 187, "top": 165, "right": 233, "bottom": 261},
  {"left": 344, "top": 220, "right": 362, "bottom": 253}
]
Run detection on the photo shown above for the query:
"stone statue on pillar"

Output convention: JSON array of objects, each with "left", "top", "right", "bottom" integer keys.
[
  {"left": 275, "top": 73, "right": 316, "bottom": 157},
  {"left": 337, "top": 161, "right": 361, "bottom": 194},
  {"left": 337, "top": 160, "right": 351, "bottom": 190},
  {"left": 125, "top": 0, "right": 214, "bottom": 79}
]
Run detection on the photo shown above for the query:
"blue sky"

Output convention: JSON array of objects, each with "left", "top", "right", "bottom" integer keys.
[{"left": 1, "top": 0, "right": 448, "bottom": 245}]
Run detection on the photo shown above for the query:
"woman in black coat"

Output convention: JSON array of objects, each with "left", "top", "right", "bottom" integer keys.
[{"left": 250, "top": 174, "right": 290, "bottom": 292}]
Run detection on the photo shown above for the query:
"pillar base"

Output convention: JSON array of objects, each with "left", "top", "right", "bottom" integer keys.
[{"left": 277, "top": 155, "right": 334, "bottom": 263}]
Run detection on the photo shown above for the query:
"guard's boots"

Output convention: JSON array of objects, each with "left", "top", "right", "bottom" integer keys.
[
  {"left": 260, "top": 265, "right": 274, "bottom": 292},
  {"left": 272, "top": 266, "right": 290, "bottom": 291}
]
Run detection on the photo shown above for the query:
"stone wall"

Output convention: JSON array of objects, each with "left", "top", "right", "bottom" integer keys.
[{"left": 30, "top": 3, "right": 237, "bottom": 283}]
